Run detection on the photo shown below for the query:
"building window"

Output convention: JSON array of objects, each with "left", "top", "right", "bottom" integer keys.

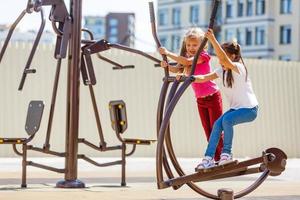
[
  {"left": 246, "top": 0, "right": 253, "bottom": 16},
  {"left": 160, "top": 36, "right": 167, "bottom": 47},
  {"left": 256, "top": 0, "right": 265, "bottom": 15},
  {"left": 109, "top": 36, "right": 118, "bottom": 43},
  {"left": 128, "top": 15, "right": 135, "bottom": 30},
  {"left": 246, "top": 28, "right": 252, "bottom": 45},
  {"left": 190, "top": 5, "right": 199, "bottom": 24},
  {"left": 225, "top": 29, "right": 235, "bottom": 41},
  {"left": 171, "top": 35, "right": 181, "bottom": 52},
  {"left": 237, "top": 28, "right": 244, "bottom": 45},
  {"left": 109, "top": 18, "right": 118, "bottom": 26},
  {"left": 280, "top": 0, "right": 292, "bottom": 14},
  {"left": 226, "top": 0, "right": 233, "bottom": 18},
  {"left": 96, "top": 28, "right": 104, "bottom": 36},
  {"left": 255, "top": 26, "right": 265, "bottom": 45},
  {"left": 172, "top": 8, "right": 181, "bottom": 26},
  {"left": 158, "top": 9, "right": 168, "bottom": 26},
  {"left": 237, "top": 0, "right": 244, "bottom": 17},
  {"left": 109, "top": 27, "right": 118, "bottom": 35},
  {"left": 279, "top": 55, "right": 291, "bottom": 61},
  {"left": 280, "top": 25, "right": 291, "bottom": 44}
]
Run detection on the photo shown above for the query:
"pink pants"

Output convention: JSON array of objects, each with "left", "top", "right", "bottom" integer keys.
[{"left": 196, "top": 91, "right": 223, "bottom": 161}]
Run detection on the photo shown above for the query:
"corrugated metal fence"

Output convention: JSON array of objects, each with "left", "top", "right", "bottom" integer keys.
[{"left": 0, "top": 43, "right": 299, "bottom": 158}]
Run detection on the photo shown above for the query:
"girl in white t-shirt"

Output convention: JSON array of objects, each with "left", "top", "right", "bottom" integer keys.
[{"left": 193, "top": 29, "right": 258, "bottom": 169}]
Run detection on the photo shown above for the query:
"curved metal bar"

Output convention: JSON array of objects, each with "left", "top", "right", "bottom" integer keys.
[
  {"left": 81, "top": 29, "right": 124, "bottom": 69},
  {"left": 125, "top": 144, "right": 137, "bottom": 156},
  {"left": 148, "top": 2, "right": 169, "bottom": 77},
  {"left": 148, "top": 0, "right": 215, "bottom": 194},
  {"left": 162, "top": 80, "right": 189, "bottom": 190},
  {"left": 161, "top": 78, "right": 218, "bottom": 199},
  {"left": 12, "top": 144, "right": 23, "bottom": 156},
  {"left": 189, "top": 0, "right": 221, "bottom": 76},
  {"left": 109, "top": 43, "right": 161, "bottom": 63},
  {"left": 81, "top": 39, "right": 161, "bottom": 63},
  {"left": 234, "top": 170, "right": 270, "bottom": 198},
  {"left": 152, "top": 0, "right": 222, "bottom": 198},
  {"left": 155, "top": 81, "right": 180, "bottom": 190},
  {"left": 164, "top": 80, "right": 186, "bottom": 179},
  {"left": 81, "top": 28, "right": 94, "bottom": 40},
  {"left": 156, "top": 78, "right": 193, "bottom": 185},
  {"left": 0, "top": 10, "right": 26, "bottom": 63},
  {"left": 148, "top": 1, "right": 182, "bottom": 190},
  {"left": 18, "top": 8, "right": 46, "bottom": 90},
  {"left": 162, "top": 80, "right": 220, "bottom": 198},
  {"left": 51, "top": 21, "right": 63, "bottom": 35},
  {"left": 163, "top": 80, "right": 186, "bottom": 179}
]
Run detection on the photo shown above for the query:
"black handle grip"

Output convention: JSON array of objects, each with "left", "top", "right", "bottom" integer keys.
[{"left": 112, "top": 65, "right": 135, "bottom": 70}]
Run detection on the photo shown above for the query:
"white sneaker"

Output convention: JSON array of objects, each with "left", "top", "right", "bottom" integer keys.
[
  {"left": 195, "top": 156, "right": 215, "bottom": 170},
  {"left": 218, "top": 153, "right": 233, "bottom": 165}
]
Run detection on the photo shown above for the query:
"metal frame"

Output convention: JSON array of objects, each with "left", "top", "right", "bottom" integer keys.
[
  {"left": 78, "top": 31, "right": 157, "bottom": 187},
  {"left": 149, "top": 1, "right": 288, "bottom": 199},
  {"left": 0, "top": 101, "right": 46, "bottom": 187},
  {"left": 0, "top": 0, "right": 158, "bottom": 188}
]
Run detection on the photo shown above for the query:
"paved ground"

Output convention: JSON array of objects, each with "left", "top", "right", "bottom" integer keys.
[{"left": 0, "top": 157, "right": 300, "bottom": 200}]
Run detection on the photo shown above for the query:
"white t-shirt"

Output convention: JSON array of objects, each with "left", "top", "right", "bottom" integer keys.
[{"left": 215, "top": 62, "right": 258, "bottom": 109}]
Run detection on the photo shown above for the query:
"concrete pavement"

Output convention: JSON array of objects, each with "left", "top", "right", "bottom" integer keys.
[{"left": 0, "top": 157, "right": 300, "bottom": 200}]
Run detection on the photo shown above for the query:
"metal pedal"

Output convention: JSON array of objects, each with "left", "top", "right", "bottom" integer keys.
[{"left": 195, "top": 160, "right": 239, "bottom": 173}]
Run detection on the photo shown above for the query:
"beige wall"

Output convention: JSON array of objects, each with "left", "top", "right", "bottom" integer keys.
[{"left": 0, "top": 43, "right": 299, "bottom": 158}]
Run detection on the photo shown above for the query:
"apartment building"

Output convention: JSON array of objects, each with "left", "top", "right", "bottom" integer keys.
[
  {"left": 84, "top": 16, "right": 106, "bottom": 40},
  {"left": 0, "top": 25, "right": 55, "bottom": 44},
  {"left": 106, "top": 13, "right": 135, "bottom": 47},
  {"left": 83, "top": 13, "right": 135, "bottom": 47},
  {"left": 157, "top": 0, "right": 300, "bottom": 61},
  {"left": 157, "top": 0, "right": 220, "bottom": 52},
  {"left": 223, "top": 0, "right": 300, "bottom": 61}
]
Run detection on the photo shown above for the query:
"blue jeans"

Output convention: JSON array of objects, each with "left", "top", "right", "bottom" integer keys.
[{"left": 205, "top": 106, "right": 258, "bottom": 158}]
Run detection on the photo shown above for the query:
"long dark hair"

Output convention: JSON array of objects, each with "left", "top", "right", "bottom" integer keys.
[{"left": 221, "top": 42, "right": 248, "bottom": 88}]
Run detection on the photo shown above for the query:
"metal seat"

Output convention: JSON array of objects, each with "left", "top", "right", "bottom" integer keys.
[
  {"left": 108, "top": 100, "right": 156, "bottom": 186},
  {"left": 0, "top": 100, "right": 44, "bottom": 145},
  {"left": 0, "top": 100, "right": 44, "bottom": 188},
  {"left": 109, "top": 100, "right": 156, "bottom": 145}
]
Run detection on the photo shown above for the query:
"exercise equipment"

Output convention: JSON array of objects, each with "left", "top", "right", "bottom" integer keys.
[{"left": 149, "top": 1, "right": 287, "bottom": 199}]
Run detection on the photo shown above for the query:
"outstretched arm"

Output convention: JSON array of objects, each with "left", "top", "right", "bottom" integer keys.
[
  {"left": 160, "top": 61, "right": 183, "bottom": 73},
  {"left": 193, "top": 72, "right": 218, "bottom": 83},
  {"left": 158, "top": 47, "right": 203, "bottom": 66},
  {"left": 205, "top": 29, "right": 239, "bottom": 74}
]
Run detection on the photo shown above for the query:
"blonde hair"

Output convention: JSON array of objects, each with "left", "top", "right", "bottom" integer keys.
[
  {"left": 184, "top": 27, "right": 208, "bottom": 50},
  {"left": 179, "top": 28, "right": 208, "bottom": 57}
]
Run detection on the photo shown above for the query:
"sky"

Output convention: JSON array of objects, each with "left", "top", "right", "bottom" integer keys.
[{"left": 0, "top": 0, "right": 158, "bottom": 51}]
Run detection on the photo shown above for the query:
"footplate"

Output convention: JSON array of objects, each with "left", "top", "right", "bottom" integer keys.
[
  {"left": 123, "top": 138, "right": 156, "bottom": 145},
  {"left": 195, "top": 160, "right": 239, "bottom": 173},
  {"left": 0, "top": 138, "right": 27, "bottom": 144}
]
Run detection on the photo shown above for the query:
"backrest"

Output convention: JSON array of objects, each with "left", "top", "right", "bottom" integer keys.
[
  {"left": 25, "top": 100, "right": 44, "bottom": 135},
  {"left": 109, "top": 100, "right": 127, "bottom": 134}
]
